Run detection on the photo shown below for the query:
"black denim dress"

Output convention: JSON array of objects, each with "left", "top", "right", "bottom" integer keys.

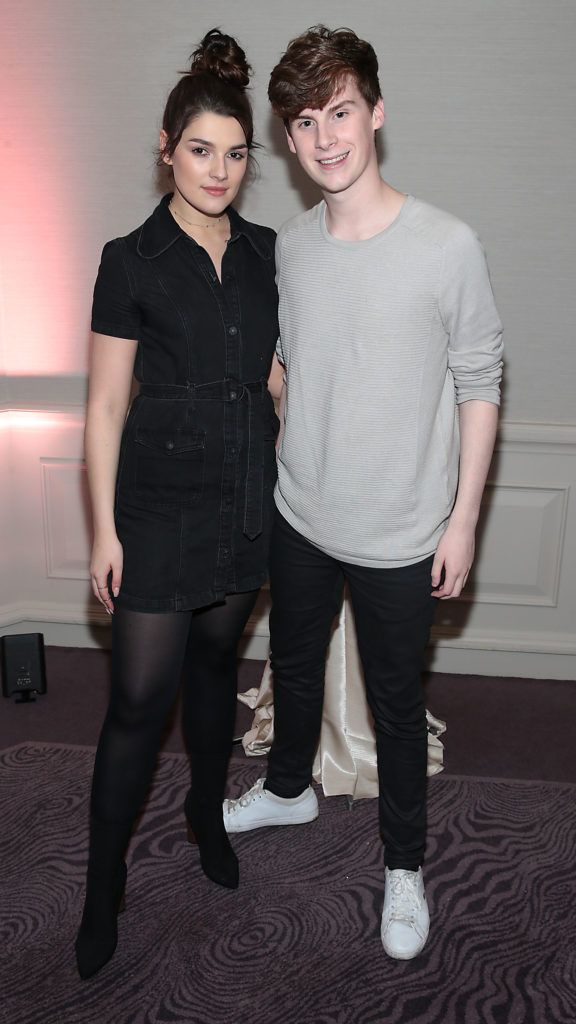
[{"left": 91, "top": 194, "right": 279, "bottom": 612}]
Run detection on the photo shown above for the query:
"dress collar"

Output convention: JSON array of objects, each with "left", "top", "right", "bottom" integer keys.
[{"left": 136, "top": 193, "right": 272, "bottom": 261}]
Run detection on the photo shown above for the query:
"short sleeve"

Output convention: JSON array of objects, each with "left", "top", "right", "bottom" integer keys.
[
  {"left": 91, "top": 238, "right": 141, "bottom": 340},
  {"left": 440, "top": 224, "right": 503, "bottom": 405}
]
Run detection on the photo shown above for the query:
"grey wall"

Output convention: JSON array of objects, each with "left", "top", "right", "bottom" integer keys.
[
  {"left": 1, "top": 0, "right": 575, "bottom": 675},
  {"left": 3, "top": 0, "right": 574, "bottom": 422}
]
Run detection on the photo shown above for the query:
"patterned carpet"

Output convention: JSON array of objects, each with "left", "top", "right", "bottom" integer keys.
[{"left": 1, "top": 743, "right": 575, "bottom": 1024}]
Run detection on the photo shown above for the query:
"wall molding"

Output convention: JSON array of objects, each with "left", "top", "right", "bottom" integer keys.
[
  {"left": 0, "top": 601, "right": 109, "bottom": 629},
  {"left": 1, "top": 600, "right": 575, "bottom": 680},
  {"left": 430, "top": 625, "right": 576, "bottom": 656},
  {"left": 1, "top": 413, "right": 576, "bottom": 678},
  {"left": 459, "top": 481, "right": 569, "bottom": 607},
  {"left": 498, "top": 420, "right": 576, "bottom": 452},
  {"left": 2, "top": 399, "right": 569, "bottom": 436},
  {"left": 4, "top": 600, "right": 576, "bottom": 652},
  {"left": 0, "top": 375, "right": 87, "bottom": 410},
  {"left": 41, "top": 458, "right": 92, "bottom": 580},
  {"left": 1, "top": 396, "right": 574, "bottom": 444},
  {"left": 2, "top": 394, "right": 576, "bottom": 443}
]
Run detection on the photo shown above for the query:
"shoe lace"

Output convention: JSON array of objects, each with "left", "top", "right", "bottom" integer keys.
[
  {"left": 226, "top": 778, "right": 265, "bottom": 813},
  {"left": 388, "top": 871, "right": 421, "bottom": 925}
]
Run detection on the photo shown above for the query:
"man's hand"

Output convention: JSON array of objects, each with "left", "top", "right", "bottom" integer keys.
[
  {"left": 431, "top": 521, "right": 475, "bottom": 599},
  {"left": 431, "top": 400, "right": 498, "bottom": 599}
]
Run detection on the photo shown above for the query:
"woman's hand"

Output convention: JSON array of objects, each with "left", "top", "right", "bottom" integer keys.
[{"left": 90, "top": 531, "right": 124, "bottom": 614}]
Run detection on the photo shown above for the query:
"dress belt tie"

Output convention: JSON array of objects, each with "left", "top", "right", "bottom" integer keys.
[{"left": 139, "top": 379, "right": 267, "bottom": 540}]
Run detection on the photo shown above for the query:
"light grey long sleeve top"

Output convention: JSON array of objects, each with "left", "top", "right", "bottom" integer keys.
[{"left": 274, "top": 195, "right": 503, "bottom": 567}]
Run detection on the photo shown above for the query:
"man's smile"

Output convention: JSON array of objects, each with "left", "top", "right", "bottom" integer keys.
[{"left": 317, "top": 151, "right": 350, "bottom": 167}]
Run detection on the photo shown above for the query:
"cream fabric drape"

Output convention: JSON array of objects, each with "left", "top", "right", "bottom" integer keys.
[{"left": 239, "top": 596, "right": 446, "bottom": 800}]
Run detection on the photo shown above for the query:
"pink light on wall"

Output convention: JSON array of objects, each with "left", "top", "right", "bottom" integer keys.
[
  {"left": 1, "top": 8, "right": 90, "bottom": 377},
  {"left": 0, "top": 411, "right": 67, "bottom": 431}
]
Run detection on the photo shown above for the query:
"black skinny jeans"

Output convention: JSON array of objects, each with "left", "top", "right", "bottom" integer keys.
[{"left": 265, "top": 512, "right": 438, "bottom": 872}]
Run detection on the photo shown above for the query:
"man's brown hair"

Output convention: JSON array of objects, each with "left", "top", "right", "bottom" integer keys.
[{"left": 268, "top": 25, "right": 382, "bottom": 123}]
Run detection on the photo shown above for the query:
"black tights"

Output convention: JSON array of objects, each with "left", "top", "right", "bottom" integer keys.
[{"left": 90, "top": 590, "right": 258, "bottom": 824}]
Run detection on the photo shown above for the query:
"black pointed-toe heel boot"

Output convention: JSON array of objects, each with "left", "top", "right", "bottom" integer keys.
[
  {"left": 75, "top": 817, "right": 132, "bottom": 980},
  {"left": 184, "top": 754, "right": 239, "bottom": 890}
]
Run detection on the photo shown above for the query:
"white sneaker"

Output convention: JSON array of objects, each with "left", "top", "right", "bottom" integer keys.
[
  {"left": 223, "top": 778, "right": 319, "bottom": 833},
  {"left": 380, "top": 867, "right": 430, "bottom": 960}
]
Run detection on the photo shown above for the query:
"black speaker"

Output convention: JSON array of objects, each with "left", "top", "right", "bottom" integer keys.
[{"left": 1, "top": 633, "right": 47, "bottom": 703}]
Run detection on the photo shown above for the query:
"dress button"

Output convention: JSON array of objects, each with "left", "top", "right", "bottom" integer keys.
[
  {"left": 228, "top": 325, "right": 238, "bottom": 336},
  {"left": 229, "top": 390, "right": 237, "bottom": 401},
  {"left": 165, "top": 440, "right": 174, "bottom": 451}
]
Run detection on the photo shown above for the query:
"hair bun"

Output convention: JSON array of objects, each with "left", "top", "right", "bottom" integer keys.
[{"left": 189, "top": 29, "right": 251, "bottom": 89}]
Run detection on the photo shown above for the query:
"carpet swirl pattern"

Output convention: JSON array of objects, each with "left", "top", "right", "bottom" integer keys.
[{"left": 1, "top": 742, "right": 575, "bottom": 1024}]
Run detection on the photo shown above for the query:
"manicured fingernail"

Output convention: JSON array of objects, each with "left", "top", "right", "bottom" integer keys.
[{"left": 113, "top": 587, "right": 119, "bottom": 597}]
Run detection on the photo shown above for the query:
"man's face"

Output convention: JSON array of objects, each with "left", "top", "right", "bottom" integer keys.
[{"left": 286, "top": 77, "right": 384, "bottom": 196}]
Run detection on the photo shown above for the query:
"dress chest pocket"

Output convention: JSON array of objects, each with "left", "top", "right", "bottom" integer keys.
[{"left": 133, "top": 427, "right": 206, "bottom": 508}]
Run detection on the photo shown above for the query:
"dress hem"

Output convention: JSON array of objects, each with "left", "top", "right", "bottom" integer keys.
[{"left": 112, "top": 573, "right": 268, "bottom": 613}]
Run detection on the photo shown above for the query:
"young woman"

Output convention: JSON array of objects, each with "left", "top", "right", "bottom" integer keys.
[{"left": 76, "top": 29, "right": 282, "bottom": 980}]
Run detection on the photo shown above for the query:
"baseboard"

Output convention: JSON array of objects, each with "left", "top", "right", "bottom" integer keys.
[
  {"left": 241, "top": 624, "right": 576, "bottom": 679},
  {"left": 0, "top": 602, "right": 111, "bottom": 651},
  {"left": 1, "top": 602, "right": 575, "bottom": 679},
  {"left": 426, "top": 634, "right": 576, "bottom": 680}
]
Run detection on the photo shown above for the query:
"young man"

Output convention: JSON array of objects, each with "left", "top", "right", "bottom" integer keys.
[{"left": 224, "top": 26, "right": 503, "bottom": 960}]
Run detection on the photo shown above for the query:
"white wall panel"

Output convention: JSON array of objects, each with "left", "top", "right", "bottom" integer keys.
[
  {"left": 463, "top": 483, "right": 568, "bottom": 607},
  {"left": 0, "top": 418, "right": 14, "bottom": 615},
  {"left": 245, "top": 423, "right": 576, "bottom": 678},
  {"left": 1, "top": 1, "right": 575, "bottom": 680},
  {"left": 0, "top": 410, "right": 109, "bottom": 647},
  {"left": 41, "top": 459, "right": 92, "bottom": 580},
  {"left": 0, "top": 410, "right": 575, "bottom": 677}
]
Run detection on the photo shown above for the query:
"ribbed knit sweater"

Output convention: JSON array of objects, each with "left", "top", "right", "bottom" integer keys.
[{"left": 274, "top": 195, "right": 503, "bottom": 567}]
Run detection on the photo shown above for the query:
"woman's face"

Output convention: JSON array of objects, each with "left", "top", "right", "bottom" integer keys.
[{"left": 161, "top": 111, "right": 249, "bottom": 215}]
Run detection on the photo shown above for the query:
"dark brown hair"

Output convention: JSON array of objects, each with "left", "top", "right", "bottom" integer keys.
[
  {"left": 268, "top": 25, "right": 381, "bottom": 123},
  {"left": 159, "top": 29, "right": 254, "bottom": 162}
]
